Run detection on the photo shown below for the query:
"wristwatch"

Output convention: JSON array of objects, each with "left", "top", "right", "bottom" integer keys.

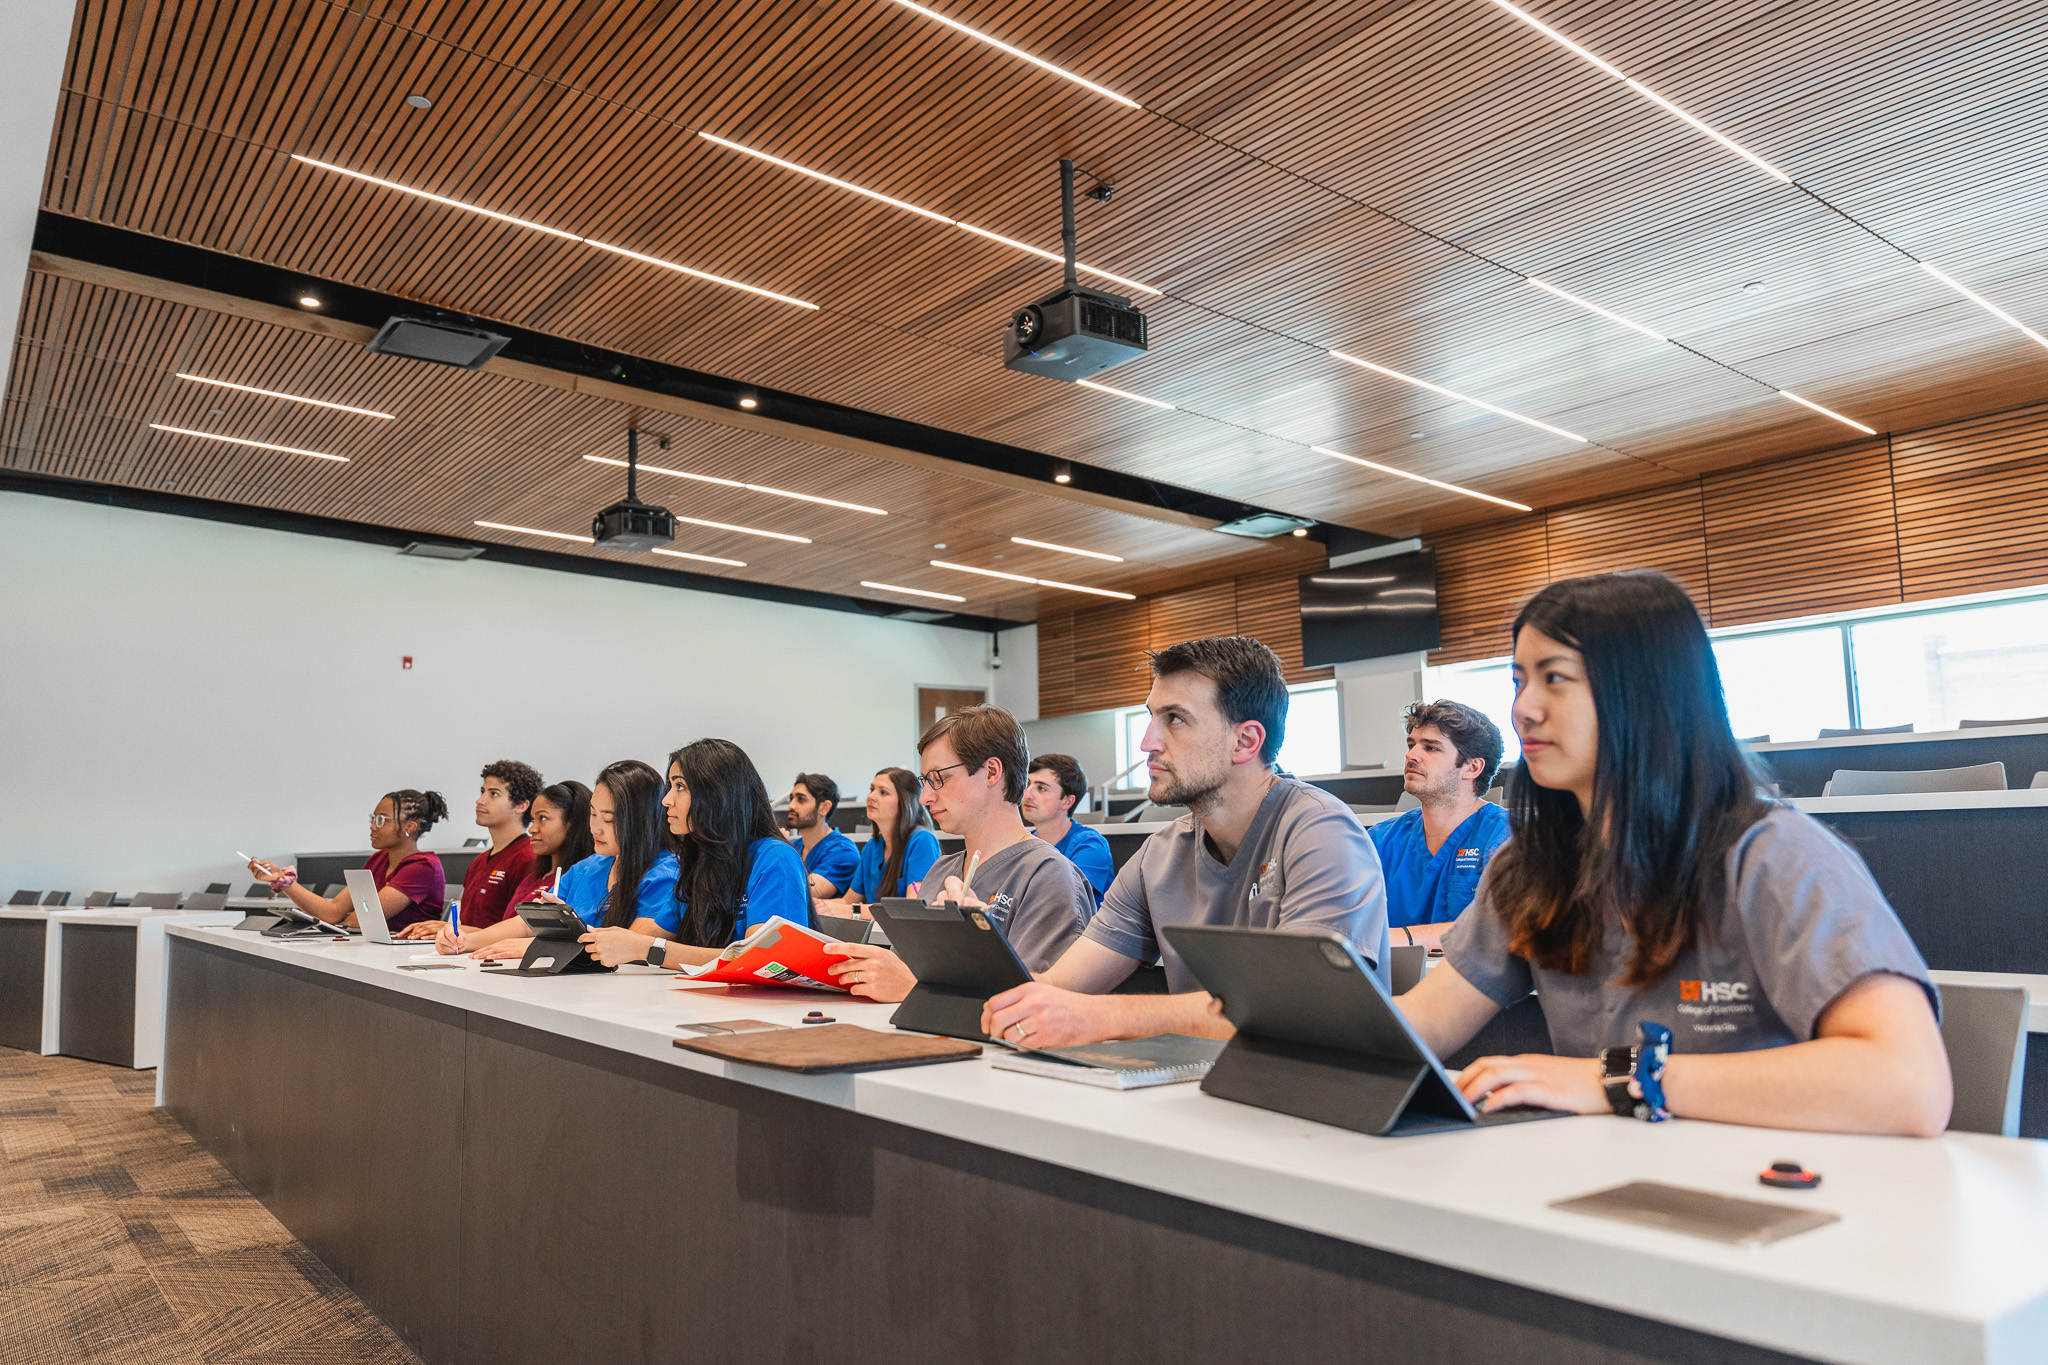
[
  {"left": 644, "top": 941, "right": 667, "bottom": 969},
  {"left": 1601, "top": 1045, "right": 1639, "bottom": 1117}
]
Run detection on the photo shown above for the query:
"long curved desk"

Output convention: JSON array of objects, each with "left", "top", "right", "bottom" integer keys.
[{"left": 162, "top": 925, "right": 2048, "bottom": 1365}]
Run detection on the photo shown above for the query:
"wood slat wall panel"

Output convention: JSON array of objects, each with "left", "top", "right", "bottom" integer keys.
[
  {"left": 1068, "top": 600, "right": 1154, "bottom": 711},
  {"left": 1543, "top": 481, "right": 1711, "bottom": 611},
  {"left": 1429, "top": 515, "right": 1551, "bottom": 666},
  {"left": 1893, "top": 402, "right": 2048, "bottom": 602},
  {"left": 1035, "top": 613, "right": 1075, "bottom": 718},
  {"left": 1145, "top": 581, "right": 1239, "bottom": 651},
  {"left": 1234, "top": 568, "right": 1334, "bottom": 688},
  {"left": 1701, "top": 440, "right": 1901, "bottom": 627}
]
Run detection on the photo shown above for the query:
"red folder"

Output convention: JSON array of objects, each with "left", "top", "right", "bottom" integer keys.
[{"left": 670, "top": 916, "right": 849, "bottom": 992}]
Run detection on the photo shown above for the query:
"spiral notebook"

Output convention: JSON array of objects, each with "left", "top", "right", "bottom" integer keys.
[{"left": 989, "top": 1034, "right": 1226, "bottom": 1090}]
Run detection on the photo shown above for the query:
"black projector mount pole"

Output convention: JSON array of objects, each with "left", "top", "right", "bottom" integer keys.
[
  {"left": 1060, "top": 158, "right": 1079, "bottom": 292},
  {"left": 625, "top": 427, "right": 642, "bottom": 503}
]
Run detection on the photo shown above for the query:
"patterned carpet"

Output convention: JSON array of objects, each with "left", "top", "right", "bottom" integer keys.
[{"left": 0, "top": 1048, "right": 422, "bottom": 1364}]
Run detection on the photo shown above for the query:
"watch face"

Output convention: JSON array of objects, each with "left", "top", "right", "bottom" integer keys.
[{"left": 1602, "top": 1046, "right": 1634, "bottom": 1079}]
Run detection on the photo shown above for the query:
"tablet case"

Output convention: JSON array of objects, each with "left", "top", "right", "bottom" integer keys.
[
  {"left": 512, "top": 903, "right": 613, "bottom": 975},
  {"left": 869, "top": 898, "right": 1031, "bottom": 1042},
  {"left": 674, "top": 1023, "right": 981, "bottom": 1073}
]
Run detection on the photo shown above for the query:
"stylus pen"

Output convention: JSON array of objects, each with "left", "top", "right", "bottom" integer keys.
[{"left": 961, "top": 850, "right": 982, "bottom": 900}]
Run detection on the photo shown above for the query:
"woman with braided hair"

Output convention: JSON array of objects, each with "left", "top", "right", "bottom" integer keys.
[{"left": 245, "top": 788, "right": 450, "bottom": 933}]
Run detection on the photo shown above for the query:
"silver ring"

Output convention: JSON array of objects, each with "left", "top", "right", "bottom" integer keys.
[{"left": 1012, "top": 1022, "right": 1028, "bottom": 1039}]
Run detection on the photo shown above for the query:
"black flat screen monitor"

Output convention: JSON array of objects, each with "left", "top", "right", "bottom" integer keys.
[{"left": 1299, "top": 550, "right": 1440, "bottom": 665}]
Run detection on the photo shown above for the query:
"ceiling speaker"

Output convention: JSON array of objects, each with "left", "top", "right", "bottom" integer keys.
[{"left": 365, "top": 317, "right": 511, "bottom": 370}]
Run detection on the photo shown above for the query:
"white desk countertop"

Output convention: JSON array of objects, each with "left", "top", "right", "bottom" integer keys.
[
  {"left": 1754, "top": 724, "right": 2048, "bottom": 754},
  {"left": 168, "top": 924, "right": 2048, "bottom": 1365}
]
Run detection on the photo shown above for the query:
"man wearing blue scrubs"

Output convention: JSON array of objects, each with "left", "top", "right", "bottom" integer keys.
[
  {"left": 1369, "top": 700, "right": 1510, "bottom": 950},
  {"left": 786, "top": 774, "right": 859, "bottom": 899},
  {"left": 1023, "top": 753, "right": 1115, "bottom": 902}
]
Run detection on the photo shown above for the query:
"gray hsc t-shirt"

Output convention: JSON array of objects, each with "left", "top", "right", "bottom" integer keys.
[
  {"left": 1443, "top": 804, "right": 1938, "bottom": 1058},
  {"left": 1084, "top": 775, "right": 1390, "bottom": 993},
  {"left": 922, "top": 835, "right": 1096, "bottom": 974}
]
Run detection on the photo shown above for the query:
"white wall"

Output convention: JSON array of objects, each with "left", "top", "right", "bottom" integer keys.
[
  {"left": 0, "top": 492, "right": 993, "bottom": 893},
  {"left": 990, "top": 623, "right": 1038, "bottom": 722},
  {"left": 1335, "top": 651, "right": 1427, "bottom": 770}
]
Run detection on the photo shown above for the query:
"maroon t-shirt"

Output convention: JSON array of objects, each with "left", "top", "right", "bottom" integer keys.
[
  {"left": 368, "top": 849, "right": 446, "bottom": 933},
  {"left": 461, "top": 835, "right": 536, "bottom": 928}
]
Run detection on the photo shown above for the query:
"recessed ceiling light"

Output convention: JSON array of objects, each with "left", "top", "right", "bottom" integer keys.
[
  {"left": 933, "top": 542, "right": 947, "bottom": 550},
  {"left": 149, "top": 423, "right": 349, "bottom": 462},
  {"left": 1777, "top": 390, "right": 1877, "bottom": 435},
  {"left": 1525, "top": 277, "right": 1666, "bottom": 341},
  {"left": 1011, "top": 536, "right": 1124, "bottom": 563},
  {"left": 176, "top": 373, "right": 395, "bottom": 419},
  {"left": 290, "top": 155, "right": 818, "bottom": 309},
  {"left": 1485, "top": 0, "right": 1792, "bottom": 183},
  {"left": 862, "top": 580, "right": 966, "bottom": 603},
  {"left": 738, "top": 392, "right": 759, "bottom": 409},
  {"left": 1327, "top": 351, "right": 1586, "bottom": 444},
  {"left": 1309, "top": 445, "right": 1532, "bottom": 512},
  {"left": 1919, "top": 262, "right": 2048, "bottom": 352},
  {"left": 884, "top": 0, "right": 1141, "bottom": 108},
  {"left": 1051, "top": 459, "right": 1072, "bottom": 484},
  {"left": 405, "top": 94, "right": 433, "bottom": 110},
  {"left": 1409, "top": 432, "right": 1425, "bottom": 439},
  {"left": 1291, "top": 527, "right": 1309, "bottom": 537},
  {"left": 297, "top": 294, "right": 321, "bottom": 308},
  {"left": 697, "top": 134, "right": 1159, "bottom": 296},
  {"left": 582, "top": 455, "right": 885, "bottom": 515},
  {"left": 1075, "top": 378, "right": 1174, "bottom": 409},
  {"left": 474, "top": 519, "right": 592, "bottom": 543},
  {"left": 653, "top": 548, "right": 747, "bottom": 567},
  {"left": 930, "top": 559, "right": 1135, "bottom": 600}
]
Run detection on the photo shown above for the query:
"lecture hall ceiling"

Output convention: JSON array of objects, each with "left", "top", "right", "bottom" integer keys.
[{"left": 6, "top": 0, "right": 2048, "bottom": 619}]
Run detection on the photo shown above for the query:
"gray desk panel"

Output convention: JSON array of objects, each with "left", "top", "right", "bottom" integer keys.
[
  {"left": 0, "top": 918, "right": 47, "bottom": 1051},
  {"left": 57, "top": 923, "right": 136, "bottom": 1067}
]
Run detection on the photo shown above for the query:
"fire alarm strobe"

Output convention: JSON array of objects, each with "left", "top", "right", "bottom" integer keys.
[{"left": 1003, "top": 159, "right": 1147, "bottom": 381}]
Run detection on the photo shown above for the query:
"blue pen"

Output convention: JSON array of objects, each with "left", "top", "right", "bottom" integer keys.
[{"left": 448, "top": 897, "right": 459, "bottom": 946}]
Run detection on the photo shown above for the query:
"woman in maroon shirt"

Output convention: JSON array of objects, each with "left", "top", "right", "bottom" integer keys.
[{"left": 246, "top": 789, "right": 449, "bottom": 933}]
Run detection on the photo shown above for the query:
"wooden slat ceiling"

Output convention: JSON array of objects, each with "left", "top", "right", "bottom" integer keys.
[{"left": 10, "top": 0, "right": 2048, "bottom": 612}]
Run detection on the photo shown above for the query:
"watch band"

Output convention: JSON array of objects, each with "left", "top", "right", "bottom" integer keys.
[
  {"left": 644, "top": 940, "right": 666, "bottom": 969},
  {"left": 1601, "top": 1046, "right": 1638, "bottom": 1117}
]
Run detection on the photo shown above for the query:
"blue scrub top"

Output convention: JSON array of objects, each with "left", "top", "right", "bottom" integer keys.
[
  {"left": 848, "top": 826, "right": 942, "bottom": 901},
  {"left": 795, "top": 828, "right": 860, "bottom": 896},
  {"left": 1044, "top": 821, "right": 1114, "bottom": 902},
  {"left": 657, "top": 836, "right": 811, "bottom": 943},
  {"left": 554, "top": 851, "right": 681, "bottom": 930},
  {"left": 1368, "top": 804, "right": 1511, "bottom": 929}
]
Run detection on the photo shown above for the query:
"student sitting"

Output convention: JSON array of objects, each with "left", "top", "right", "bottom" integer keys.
[
  {"left": 1395, "top": 572, "right": 1951, "bottom": 1136},
  {"left": 471, "top": 762, "right": 678, "bottom": 961},
  {"left": 964, "top": 637, "right": 1388, "bottom": 1047},
  {"left": 1022, "top": 752, "right": 1114, "bottom": 903},
  {"left": 581, "top": 739, "right": 810, "bottom": 969},
  {"left": 1370, "top": 702, "right": 1510, "bottom": 950},
  {"left": 815, "top": 768, "right": 941, "bottom": 915},
  {"left": 786, "top": 773, "right": 860, "bottom": 899},
  {"left": 439, "top": 780, "right": 592, "bottom": 955},
  {"left": 246, "top": 789, "right": 449, "bottom": 933},
  {"left": 401, "top": 760, "right": 540, "bottom": 939},
  {"left": 823, "top": 707, "right": 1100, "bottom": 995}
]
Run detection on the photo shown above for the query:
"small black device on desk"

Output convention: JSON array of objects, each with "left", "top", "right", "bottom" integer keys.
[
  {"left": 255, "top": 904, "right": 347, "bottom": 939},
  {"left": 1162, "top": 925, "right": 1570, "bottom": 1137},
  {"left": 868, "top": 898, "right": 1030, "bottom": 1042},
  {"left": 510, "top": 903, "right": 613, "bottom": 976}
]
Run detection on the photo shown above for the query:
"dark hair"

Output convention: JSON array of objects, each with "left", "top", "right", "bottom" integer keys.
[
  {"left": 793, "top": 772, "right": 840, "bottom": 819},
  {"left": 592, "top": 761, "right": 666, "bottom": 929},
  {"left": 480, "top": 759, "right": 544, "bottom": 825},
  {"left": 530, "top": 780, "right": 594, "bottom": 879},
  {"left": 669, "top": 739, "right": 786, "bottom": 947},
  {"left": 1485, "top": 572, "right": 1768, "bottom": 987},
  {"left": 1402, "top": 701, "right": 1505, "bottom": 794},
  {"left": 1147, "top": 636, "right": 1288, "bottom": 764},
  {"left": 1029, "top": 753, "right": 1087, "bottom": 814},
  {"left": 872, "top": 767, "right": 931, "bottom": 898},
  {"left": 382, "top": 789, "right": 449, "bottom": 838},
  {"left": 917, "top": 704, "right": 1029, "bottom": 803}
]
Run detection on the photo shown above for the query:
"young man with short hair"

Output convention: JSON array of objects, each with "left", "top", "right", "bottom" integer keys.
[
  {"left": 1022, "top": 753, "right": 1114, "bottom": 902},
  {"left": 973, "top": 636, "right": 1387, "bottom": 1049},
  {"left": 1370, "top": 701, "right": 1510, "bottom": 950},
  {"left": 786, "top": 773, "right": 860, "bottom": 900},
  {"left": 401, "top": 760, "right": 539, "bottom": 938}
]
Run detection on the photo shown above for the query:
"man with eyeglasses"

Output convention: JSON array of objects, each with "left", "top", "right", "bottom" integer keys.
[{"left": 823, "top": 705, "right": 1096, "bottom": 995}]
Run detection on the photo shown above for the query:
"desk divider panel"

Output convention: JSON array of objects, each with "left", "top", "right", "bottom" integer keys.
[{"left": 0, "top": 918, "right": 47, "bottom": 1051}]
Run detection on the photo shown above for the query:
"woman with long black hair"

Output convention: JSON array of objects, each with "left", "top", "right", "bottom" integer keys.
[
  {"left": 1397, "top": 572, "right": 1952, "bottom": 1136},
  {"left": 816, "top": 767, "right": 942, "bottom": 916},
  {"left": 582, "top": 738, "right": 808, "bottom": 968}
]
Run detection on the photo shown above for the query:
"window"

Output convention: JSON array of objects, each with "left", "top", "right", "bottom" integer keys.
[
  {"left": 1113, "top": 704, "right": 1149, "bottom": 790},
  {"left": 1112, "top": 681, "right": 1345, "bottom": 784},
  {"left": 1425, "top": 660, "right": 1519, "bottom": 764},
  {"left": 1711, "top": 628, "right": 1851, "bottom": 743},
  {"left": 1851, "top": 597, "right": 2048, "bottom": 731}
]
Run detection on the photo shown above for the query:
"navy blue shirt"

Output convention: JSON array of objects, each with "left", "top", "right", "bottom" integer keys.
[
  {"left": 555, "top": 851, "right": 681, "bottom": 930},
  {"left": 795, "top": 828, "right": 860, "bottom": 896},
  {"left": 1041, "top": 820, "right": 1114, "bottom": 902},
  {"left": 665, "top": 836, "right": 811, "bottom": 944},
  {"left": 1368, "top": 804, "right": 1511, "bottom": 929},
  {"left": 848, "top": 827, "right": 942, "bottom": 901}
]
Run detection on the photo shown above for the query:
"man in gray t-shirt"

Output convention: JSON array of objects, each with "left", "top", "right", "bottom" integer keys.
[
  {"left": 1444, "top": 804, "right": 1937, "bottom": 1058},
  {"left": 921, "top": 837, "right": 1093, "bottom": 973}
]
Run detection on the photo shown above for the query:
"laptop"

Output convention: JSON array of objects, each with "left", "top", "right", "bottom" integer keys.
[
  {"left": 342, "top": 869, "right": 410, "bottom": 945},
  {"left": 1160, "top": 925, "right": 1570, "bottom": 1138}
]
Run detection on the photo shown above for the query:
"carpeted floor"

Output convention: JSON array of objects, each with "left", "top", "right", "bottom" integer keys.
[{"left": 0, "top": 1047, "right": 422, "bottom": 1363}]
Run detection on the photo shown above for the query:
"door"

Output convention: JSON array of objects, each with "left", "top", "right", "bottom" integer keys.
[{"left": 917, "top": 687, "right": 988, "bottom": 740}]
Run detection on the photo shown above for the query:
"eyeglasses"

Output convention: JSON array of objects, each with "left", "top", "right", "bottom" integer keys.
[
  {"left": 368, "top": 813, "right": 391, "bottom": 828},
  {"left": 920, "top": 762, "right": 967, "bottom": 791}
]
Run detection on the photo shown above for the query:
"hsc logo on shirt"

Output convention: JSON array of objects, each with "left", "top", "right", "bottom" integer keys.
[{"left": 1679, "top": 979, "right": 1750, "bottom": 1003}]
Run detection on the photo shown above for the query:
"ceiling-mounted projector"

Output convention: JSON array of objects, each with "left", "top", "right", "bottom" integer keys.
[
  {"left": 592, "top": 429, "right": 676, "bottom": 552},
  {"left": 1003, "top": 159, "right": 1148, "bottom": 381}
]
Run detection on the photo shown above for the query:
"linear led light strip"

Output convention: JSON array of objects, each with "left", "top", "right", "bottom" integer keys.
[
  {"left": 149, "top": 423, "right": 348, "bottom": 462},
  {"left": 697, "top": 135, "right": 1159, "bottom": 297},
  {"left": 1328, "top": 350, "right": 1588, "bottom": 444},
  {"left": 1776, "top": 390, "right": 1876, "bottom": 436},
  {"left": 473, "top": 520, "right": 746, "bottom": 566},
  {"left": 1484, "top": 0, "right": 1792, "bottom": 184},
  {"left": 290, "top": 155, "right": 817, "bottom": 310},
  {"left": 1309, "top": 446, "right": 1533, "bottom": 512},
  {"left": 1011, "top": 536, "right": 1123, "bottom": 562},
  {"left": 862, "top": 580, "right": 966, "bottom": 603},
  {"left": 885, "top": 0, "right": 1141, "bottom": 109},
  {"left": 931, "top": 560, "right": 1135, "bottom": 600},
  {"left": 177, "top": 373, "right": 395, "bottom": 419},
  {"left": 1920, "top": 262, "right": 2048, "bottom": 353},
  {"left": 582, "top": 454, "right": 885, "bottom": 515}
]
